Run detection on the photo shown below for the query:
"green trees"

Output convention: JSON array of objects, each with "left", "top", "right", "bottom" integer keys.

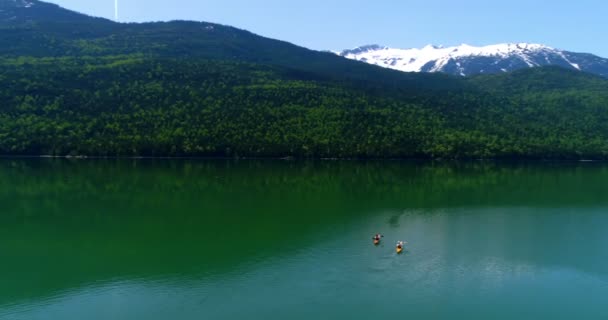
[
  {"left": 1, "top": 2, "right": 608, "bottom": 159},
  {"left": 0, "top": 56, "right": 607, "bottom": 159}
]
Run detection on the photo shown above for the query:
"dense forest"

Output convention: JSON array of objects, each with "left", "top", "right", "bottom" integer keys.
[{"left": 1, "top": 0, "right": 608, "bottom": 159}]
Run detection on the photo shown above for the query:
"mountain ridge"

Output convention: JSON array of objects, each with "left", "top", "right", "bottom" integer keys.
[
  {"left": 338, "top": 43, "right": 608, "bottom": 78},
  {"left": 0, "top": 0, "right": 472, "bottom": 92}
]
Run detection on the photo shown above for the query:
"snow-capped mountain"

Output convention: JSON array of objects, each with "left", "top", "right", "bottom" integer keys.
[{"left": 337, "top": 43, "right": 608, "bottom": 78}]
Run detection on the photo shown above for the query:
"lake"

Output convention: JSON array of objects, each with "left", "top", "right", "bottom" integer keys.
[{"left": 1, "top": 159, "right": 607, "bottom": 319}]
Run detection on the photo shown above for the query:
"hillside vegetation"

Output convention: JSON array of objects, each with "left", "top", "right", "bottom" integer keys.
[{"left": 1, "top": 0, "right": 608, "bottom": 159}]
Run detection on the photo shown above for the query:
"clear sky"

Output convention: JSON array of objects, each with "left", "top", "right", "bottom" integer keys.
[{"left": 45, "top": 0, "right": 608, "bottom": 56}]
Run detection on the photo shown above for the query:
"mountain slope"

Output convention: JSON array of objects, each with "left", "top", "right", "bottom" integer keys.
[
  {"left": 468, "top": 66, "right": 608, "bottom": 94},
  {"left": 338, "top": 43, "right": 608, "bottom": 78},
  {"left": 2, "top": 0, "right": 608, "bottom": 159},
  {"left": 0, "top": 0, "right": 469, "bottom": 93}
]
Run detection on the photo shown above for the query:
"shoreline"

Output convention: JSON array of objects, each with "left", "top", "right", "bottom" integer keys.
[{"left": 0, "top": 155, "right": 605, "bottom": 162}]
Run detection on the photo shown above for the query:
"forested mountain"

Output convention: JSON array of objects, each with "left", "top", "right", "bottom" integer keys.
[
  {"left": 1, "top": 0, "right": 608, "bottom": 159},
  {"left": 0, "top": 0, "right": 464, "bottom": 91}
]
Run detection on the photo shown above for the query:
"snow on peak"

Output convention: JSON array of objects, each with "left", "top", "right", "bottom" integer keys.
[
  {"left": 1, "top": 0, "right": 35, "bottom": 8},
  {"left": 423, "top": 44, "right": 444, "bottom": 50},
  {"left": 340, "top": 44, "right": 388, "bottom": 56},
  {"left": 338, "top": 43, "right": 561, "bottom": 73}
]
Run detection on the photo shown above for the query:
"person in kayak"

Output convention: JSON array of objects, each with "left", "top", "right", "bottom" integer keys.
[
  {"left": 372, "top": 234, "right": 383, "bottom": 245},
  {"left": 396, "top": 241, "right": 404, "bottom": 250}
]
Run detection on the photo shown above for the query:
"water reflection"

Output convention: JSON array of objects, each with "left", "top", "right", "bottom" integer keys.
[{"left": 1, "top": 160, "right": 608, "bottom": 319}]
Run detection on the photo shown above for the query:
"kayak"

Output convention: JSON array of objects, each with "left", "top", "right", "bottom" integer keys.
[
  {"left": 396, "top": 247, "right": 403, "bottom": 254},
  {"left": 373, "top": 239, "right": 380, "bottom": 245}
]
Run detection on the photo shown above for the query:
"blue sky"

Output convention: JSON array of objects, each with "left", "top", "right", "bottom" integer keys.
[{"left": 45, "top": 0, "right": 608, "bottom": 56}]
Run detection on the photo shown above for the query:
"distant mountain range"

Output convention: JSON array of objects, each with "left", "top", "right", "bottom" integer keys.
[
  {"left": 2, "top": 0, "right": 608, "bottom": 159},
  {"left": 337, "top": 44, "right": 608, "bottom": 78}
]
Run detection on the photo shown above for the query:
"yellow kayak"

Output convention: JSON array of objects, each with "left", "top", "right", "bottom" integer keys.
[{"left": 396, "top": 247, "right": 403, "bottom": 254}]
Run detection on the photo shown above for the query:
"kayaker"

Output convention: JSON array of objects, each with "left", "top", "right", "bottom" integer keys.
[
  {"left": 372, "top": 234, "right": 383, "bottom": 245},
  {"left": 396, "top": 241, "right": 404, "bottom": 254}
]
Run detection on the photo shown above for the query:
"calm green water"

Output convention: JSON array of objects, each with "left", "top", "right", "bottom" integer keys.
[{"left": 1, "top": 159, "right": 607, "bottom": 319}]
